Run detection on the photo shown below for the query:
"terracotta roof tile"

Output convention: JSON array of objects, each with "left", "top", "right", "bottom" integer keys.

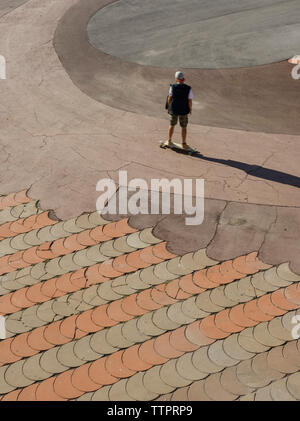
[{"left": 0, "top": 189, "right": 299, "bottom": 401}]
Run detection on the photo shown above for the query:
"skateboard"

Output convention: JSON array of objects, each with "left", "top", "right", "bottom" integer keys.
[{"left": 160, "top": 141, "right": 199, "bottom": 156}]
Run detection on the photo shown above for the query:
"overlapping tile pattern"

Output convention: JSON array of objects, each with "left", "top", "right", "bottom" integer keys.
[{"left": 0, "top": 189, "right": 299, "bottom": 401}]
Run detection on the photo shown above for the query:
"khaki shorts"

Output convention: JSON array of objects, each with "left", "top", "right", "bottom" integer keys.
[{"left": 170, "top": 114, "right": 188, "bottom": 128}]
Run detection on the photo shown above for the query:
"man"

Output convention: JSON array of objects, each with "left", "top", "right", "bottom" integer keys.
[{"left": 167, "top": 71, "right": 193, "bottom": 149}]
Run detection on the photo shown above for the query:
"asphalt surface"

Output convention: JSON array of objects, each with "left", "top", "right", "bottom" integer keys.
[{"left": 88, "top": 0, "right": 300, "bottom": 69}]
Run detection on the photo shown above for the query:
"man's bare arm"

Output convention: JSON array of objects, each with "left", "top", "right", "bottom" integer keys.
[
  {"left": 167, "top": 95, "right": 172, "bottom": 110},
  {"left": 189, "top": 99, "right": 192, "bottom": 115}
]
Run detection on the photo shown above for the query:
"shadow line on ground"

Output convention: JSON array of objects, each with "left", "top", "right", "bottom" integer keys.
[{"left": 170, "top": 148, "right": 300, "bottom": 188}]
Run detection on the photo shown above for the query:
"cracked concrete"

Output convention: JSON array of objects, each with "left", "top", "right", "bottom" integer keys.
[
  {"left": 207, "top": 202, "right": 277, "bottom": 261},
  {"left": 260, "top": 207, "right": 300, "bottom": 274}
]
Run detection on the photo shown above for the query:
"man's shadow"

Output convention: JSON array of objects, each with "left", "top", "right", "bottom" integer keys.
[{"left": 171, "top": 149, "right": 300, "bottom": 189}]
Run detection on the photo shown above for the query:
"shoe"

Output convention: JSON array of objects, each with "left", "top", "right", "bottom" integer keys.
[{"left": 167, "top": 140, "right": 176, "bottom": 147}]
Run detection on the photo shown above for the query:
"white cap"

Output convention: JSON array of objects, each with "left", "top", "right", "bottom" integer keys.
[{"left": 175, "top": 71, "right": 184, "bottom": 80}]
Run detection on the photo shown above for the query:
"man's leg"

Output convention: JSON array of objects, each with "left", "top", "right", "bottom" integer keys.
[
  {"left": 168, "top": 125, "right": 175, "bottom": 145},
  {"left": 180, "top": 115, "right": 188, "bottom": 148},
  {"left": 168, "top": 115, "right": 177, "bottom": 145},
  {"left": 181, "top": 127, "right": 187, "bottom": 144}
]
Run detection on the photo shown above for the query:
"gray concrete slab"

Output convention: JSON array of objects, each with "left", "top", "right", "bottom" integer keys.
[
  {"left": 88, "top": 0, "right": 300, "bottom": 69},
  {"left": 259, "top": 207, "right": 300, "bottom": 274},
  {"left": 207, "top": 202, "right": 276, "bottom": 261}
]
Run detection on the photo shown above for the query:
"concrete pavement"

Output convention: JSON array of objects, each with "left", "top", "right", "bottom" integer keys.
[{"left": 0, "top": 0, "right": 299, "bottom": 401}]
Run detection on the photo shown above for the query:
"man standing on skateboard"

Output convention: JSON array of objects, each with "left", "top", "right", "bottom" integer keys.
[{"left": 166, "top": 71, "right": 193, "bottom": 149}]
